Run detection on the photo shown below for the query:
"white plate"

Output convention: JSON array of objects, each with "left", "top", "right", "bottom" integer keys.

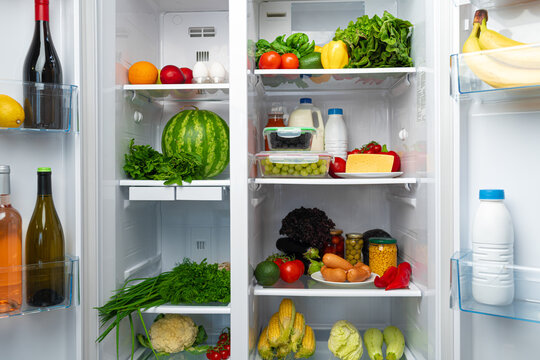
[
  {"left": 311, "top": 271, "right": 377, "bottom": 286},
  {"left": 334, "top": 172, "right": 403, "bottom": 179}
]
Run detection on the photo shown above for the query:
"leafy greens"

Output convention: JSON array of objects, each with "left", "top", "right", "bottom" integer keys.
[
  {"left": 256, "top": 33, "right": 315, "bottom": 62},
  {"left": 333, "top": 11, "right": 413, "bottom": 68}
]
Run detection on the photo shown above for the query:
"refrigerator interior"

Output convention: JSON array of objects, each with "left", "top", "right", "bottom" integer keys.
[
  {"left": 246, "top": 0, "right": 440, "bottom": 359},
  {"left": 0, "top": 0, "right": 81, "bottom": 359},
  {"left": 97, "top": 0, "right": 231, "bottom": 358},
  {"left": 453, "top": 1, "right": 540, "bottom": 359}
]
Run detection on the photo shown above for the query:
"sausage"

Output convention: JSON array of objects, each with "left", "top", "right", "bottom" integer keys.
[
  {"left": 347, "top": 267, "right": 371, "bottom": 282},
  {"left": 322, "top": 253, "right": 353, "bottom": 271},
  {"left": 354, "top": 262, "right": 371, "bottom": 273},
  {"left": 321, "top": 266, "right": 347, "bottom": 282}
]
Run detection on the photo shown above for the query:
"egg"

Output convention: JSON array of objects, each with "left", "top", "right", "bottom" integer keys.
[
  {"left": 192, "top": 62, "right": 209, "bottom": 83},
  {"left": 209, "top": 62, "right": 226, "bottom": 83}
]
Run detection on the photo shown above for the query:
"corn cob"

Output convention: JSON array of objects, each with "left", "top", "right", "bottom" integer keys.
[
  {"left": 267, "top": 312, "right": 282, "bottom": 347},
  {"left": 278, "top": 298, "right": 296, "bottom": 342},
  {"left": 257, "top": 326, "right": 275, "bottom": 360},
  {"left": 290, "top": 312, "right": 306, "bottom": 352},
  {"left": 276, "top": 343, "right": 292, "bottom": 359},
  {"left": 295, "top": 325, "right": 316, "bottom": 359}
]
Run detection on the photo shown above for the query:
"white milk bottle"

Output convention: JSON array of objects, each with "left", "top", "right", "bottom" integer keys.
[
  {"left": 472, "top": 189, "right": 514, "bottom": 306},
  {"left": 324, "top": 108, "right": 348, "bottom": 159},
  {"left": 287, "top": 98, "right": 325, "bottom": 151}
]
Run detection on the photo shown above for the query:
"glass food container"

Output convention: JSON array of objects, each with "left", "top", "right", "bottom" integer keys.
[
  {"left": 368, "top": 238, "right": 397, "bottom": 276},
  {"left": 255, "top": 152, "right": 331, "bottom": 178},
  {"left": 329, "top": 229, "right": 344, "bottom": 258},
  {"left": 345, "top": 233, "right": 363, "bottom": 265},
  {"left": 263, "top": 127, "right": 316, "bottom": 151}
]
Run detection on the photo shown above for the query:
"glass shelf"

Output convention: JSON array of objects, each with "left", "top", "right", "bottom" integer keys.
[
  {"left": 0, "top": 79, "right": 78, "bottom": 133},
  {"left": 254, "top": 68, "right": 415, "bottom": 92},
  {"left": 450, "top": 44, "right": 540, "bottom": 101},
  {"left": 451, "top": 251, "right": 540, "bottom": 323},
  {"left": 0, "top": 255, "right": 79, "bottom": 318},
  {"left": 142, "top": 303, "right": 230, "bottom": 314},
  {"left": 124, "top": 83, "right": 229, "bottom": 102}
]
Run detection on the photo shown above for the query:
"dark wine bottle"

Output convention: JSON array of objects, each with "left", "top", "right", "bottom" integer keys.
[
  {"left": 25, "top": 168, "right": 65, "bottom": 307},
  {"left": 23, "top": 0, "right": 63, "bottom": 130}
]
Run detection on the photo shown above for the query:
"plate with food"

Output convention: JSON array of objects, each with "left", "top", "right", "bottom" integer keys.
[
  {"left": 311, "top": 271, "right": 376, "bottom": 287},
  {"left": 334, "top": 172, "right": 403, "bottom": 179}
]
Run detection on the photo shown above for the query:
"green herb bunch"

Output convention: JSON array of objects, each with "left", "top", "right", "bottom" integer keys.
[
  {"left": 123, "top": 139, "right": 204, "bottom": 185},
  {"left": 334, "top": 11, "right": 413, "bottom": 68},
  {"left": 256, "top": 33, "right": 315, "bottom": 61}
]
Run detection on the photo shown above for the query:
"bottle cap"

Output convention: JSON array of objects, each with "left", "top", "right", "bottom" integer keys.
[
  {"left": 328, "top": 108, "right": 343, "bottom": 115},
  {"left": 330, "top": 229, "right": 343, "bottom": 235},
  {"left": 299, "top": 98, "right": 312, "bottom": 104},
  {"left": 479, "top": 189, "right": 504, "bottom": 200},
  {"left": 369, "top": 238, "right": 397, "bottom": 244},
  {"left": 0, "top": 165, "right": 10, "bottom": 174},
  {"left": 38, "top": 167, "right": 52, "bottom": 172}
]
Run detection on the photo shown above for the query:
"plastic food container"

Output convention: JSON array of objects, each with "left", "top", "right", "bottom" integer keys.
[
  {"left": 263, "top": 127, "right": 316, "bottom": 151},
  {"left": 368, "top": 238, "right": 397, "bottom": 276},
  {"left": 256, "top": 152, "right": 331, "bottom": 177},
  {"left": 345, "top": 233, "right": 363, "bottom": 266}
]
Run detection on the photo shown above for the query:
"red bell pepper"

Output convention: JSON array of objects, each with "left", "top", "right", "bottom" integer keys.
[
  {"left": 381, "top": 145, "right": 401, "bottom": 172},
  {"left": 385, "top": 262, "right": 412, "bottom": 290},
  {"left": 374, "top": 266, "right": 398, "bottom": 288}
]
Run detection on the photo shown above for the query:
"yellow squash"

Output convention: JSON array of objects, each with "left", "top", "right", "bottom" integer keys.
[{"left": 321, "top": 40, "right": 349, "bottom": 69}]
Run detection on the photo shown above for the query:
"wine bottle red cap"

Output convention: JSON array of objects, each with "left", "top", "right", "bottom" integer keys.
[{"left": 35, "top": 0, "right": 49, "bottom": 22}]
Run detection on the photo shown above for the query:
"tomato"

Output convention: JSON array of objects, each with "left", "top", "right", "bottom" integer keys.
[
  {"left": 280, "top": 261, "right": 303, "bottom": 283},
  {"left": 280, "top": 53, "right": 299, "bottom": 69},
  {"left": 349, "top": 149, "right": 361, "bottom": 155},
  {"left": 292, "top": 259, "right": 305, "bottom": 274},
  {"left": 336, "top": 242, "right": 344, "bottom": 254},
  {"left": 331, "top": 236, "right": 341, "bottom": 245},
  {"left": 324, "top": 243, "right": 336, "bottom": 255},
  {"left": 219, "top": 333, "right": 229, "bottom": 342},
  {"left": 371, "top": 144, "right": 382, "bottom": 153},
  {"left": 224, "top": 344, "right": 231, "bottom": 352},
  {"left": 273, "top": 258, "right": 286, "bottom": 268},
  {"left": 330, "top": 157, "right": 346, "bottom": 174},
  {"left": 220, "top": 349, "right": 230, "bottom": 359},
  {"left": 259, "top": 51, "right": 281, "bottom": 69},
  {"left": 206, "top": 350, "right": 220, "bottom": 360},
  {"left": 365, "top": 149, "right": 376, "bottom": 154}
]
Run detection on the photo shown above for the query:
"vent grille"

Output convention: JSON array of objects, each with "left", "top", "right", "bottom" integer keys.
[
  {"left": 189, "top": 26, "right": 216, "bottom": 38},
  {"left": 196, "top": 241, "right": 205, "bottom": 250},
  {"left": 196, "top": 51, "right": 210, "bottom": 62}
]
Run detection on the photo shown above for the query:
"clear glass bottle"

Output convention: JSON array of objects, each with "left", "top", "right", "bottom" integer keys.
[
  {"left": 25, "top": 167, "right": 65, "bottom": 307},
  {"left": 0, "top": 165, "right": 22, "bottom": 313}
]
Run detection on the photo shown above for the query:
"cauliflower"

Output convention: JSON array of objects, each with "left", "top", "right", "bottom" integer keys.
[{"left": 148, "top": 314, "right": 198, "bottom": 353}]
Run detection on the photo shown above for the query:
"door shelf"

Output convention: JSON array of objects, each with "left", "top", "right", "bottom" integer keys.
[
  {"left": 254, "top": 277, "right": 421, "bottom": 297},
  {"left": 0, "top": 255, "right": 79, "bottom": 319},
  {"left": 142, "top": 303, "right": 230, "bottom": 315},
  {"left": 252, "top": 178, "right": 417, "bottom": 185},
  {"left": 119, "top": 179, "right": 230, "bottom": 201},
  {"left": 254, "top": 68, "right": 415, "bottom": 92},
  {"left": 455, "top": 0, "right": 538, "bottom": 8},
  {"left": 451, "top": 251, "right": 540, "bottom": 324},
  {"left": 450, "top": 46, "right": 540, "bottom": 101},
  {"left": 124, "top": 83, "right": 229, "bottom": 102},
  {"left": 0, "top": 79, "right": 78, "bottom": 133}
]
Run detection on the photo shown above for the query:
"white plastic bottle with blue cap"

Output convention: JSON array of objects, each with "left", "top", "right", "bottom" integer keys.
[
  {"left": 324, "top": 108, "right": 348, "bottom": 160},
  {"left": 288, "top": 98, "right": 325, "bottom": 151},
  {"left": 472, "top": 189, "right": 514, "bottom": 306}
]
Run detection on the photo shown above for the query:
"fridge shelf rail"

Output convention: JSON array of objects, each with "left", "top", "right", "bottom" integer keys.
[
  {"left": 450, "top": 45, "right": 540, "bottom": 101},
  {"left": 0, "top": 255, "right": 79, "bottom": 319},
  {"left": 119, "top": 179, "right": 230, "bottom": 201},
  {"left": 0, "top": 79, "right": 78, "bottom": 133},
  {"left": 141, "top": 303, "right": 230, "bottom": 315},
  {"left": 254, "top": 68, "right": 415, "bottom": 93},
  {"left": 252, "top": 177, "right": 417, "bottom": 185},
  {"left": 451, "top": 251, "right": 540, "bottom": 323},
  {"left": 124, "top": 83, "right": 229, "bottom": 102},
  {"left": 254, "top": 276, "right": 421, "bottom": 297}
]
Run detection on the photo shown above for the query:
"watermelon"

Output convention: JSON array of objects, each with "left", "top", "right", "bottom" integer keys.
[{"left": 162, "top": 107, "right": 229, "bottom": 178}]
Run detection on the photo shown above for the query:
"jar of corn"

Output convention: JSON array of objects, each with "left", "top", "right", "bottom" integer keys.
[
  {"left": 368, "top": 238, "right": 397, "bottom": 276},
  {"left": 345, "top": 233, "right": 363, "bottom": 265}
]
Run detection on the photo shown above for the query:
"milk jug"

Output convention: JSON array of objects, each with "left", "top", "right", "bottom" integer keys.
[
  {"left": 472, "top": 189, "right": 514, "bottom": 306},
  {"left": 288, "top": 98, "right": 324, "bottom": 151},
  {"left": 324, "top": 108, "right": 348, "bottom": 159}
]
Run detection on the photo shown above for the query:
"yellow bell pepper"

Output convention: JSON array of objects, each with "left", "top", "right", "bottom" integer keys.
[
  {"left": 321, "top": 40, "right": 349, "bottom": 69},
  {"left": 314, "top": 45, "right": 323, "bottom": 53}
]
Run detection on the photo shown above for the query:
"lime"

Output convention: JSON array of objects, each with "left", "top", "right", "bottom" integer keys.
[{"left": 254, "top": 261, "right": 280, "bottom": 286}]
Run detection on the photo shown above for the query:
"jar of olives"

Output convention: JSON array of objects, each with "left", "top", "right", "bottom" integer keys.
[
  {"left": 345, "top": 233, "right": 363, "bottom": 265},
  {"left": 369, "top": 238, "right": 397, "bottom": 276}
]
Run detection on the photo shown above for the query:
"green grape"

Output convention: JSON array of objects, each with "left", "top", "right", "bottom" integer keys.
[
  {"left": 300, "top": 170, "right": 308, "bottom": 176},
  {"left": 288, "top": 168, "right": 295, "bottom": 174},
  {"left": 310, "top": 163, "right": 318, "bottom": 169},
  {"left": 306, "top": 167, "right": 313, "bottom": 174},
  {"left": 272, "top": 167, "right": 280, "bottom": 174},
  {"left": 282, "top": 165, "right": 289, "bottom": 171},
  {"left": 317, "top": 160, "right": 324, "bottom": 166},
  {"left": 275, "top": 163, "right": 283, "bottom": 169},
  {"left": 265, "top": 158, "right": 272, "bottom": 166},
  {"left": 266, "top": 163, "right": 274, "bottom": 171},
  {"left": 293, "top": 171, "right": 300, "bottom": 176},
  {"left": 319, "top": 165, "right": 327, "bottom": 173},
  {"left": 295, "top": 164, "right": 303, "bottom": 171},
  {"left": 281, "top": 170, "right": 288, "bottom": 176},
  {"left": 312, "top": 169, "right": 320, "bottom": 175}
]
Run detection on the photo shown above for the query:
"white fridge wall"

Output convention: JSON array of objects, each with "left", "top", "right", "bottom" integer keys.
[{"left": 0, "top": 0, "right": 81, "bottom": 359}]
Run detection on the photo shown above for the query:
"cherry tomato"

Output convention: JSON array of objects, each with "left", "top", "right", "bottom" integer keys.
[
  {"left": 329, "top": 157, "right": 346, "bottom": 175},
  {"left": 336, "top": 242, "right": 344, "bottom": 254},
  {"left": 207, "top": 351, "right": 220, "bottom": 360},
  {"left": 219, "top": 333, "right": 229, "bottom": 342},
  {"left": 350, "top": 149, "right": 361, "bottom": 155},
  {"left": 331, "top": 236, "right": 342, "bottom": 245},
  {"left": 224, "top": 344, "right": 231, "bottom": 352},
  {"left": 292, "top": 259, "right": 305, "bottom": 274},
  {"left": 324, "top": 243, "right": 336, "bottom": 255},
  {"left": 220, "top": 349, "right": 230, "bottom": 359},
  {"left": 365, "top": 149, "right": 376, "bottom": 154},
  {"left": 371, "top": 144, "right": 382, "bottom": 153},
  {"left": 280, "top": 53, "right": 299, "bottom": 69},
  {"left": 259, "top": 51, "right": 281, "bottom": 69},
  {"left": 280, "top": 260, "right": 303, "bottom": 283}
]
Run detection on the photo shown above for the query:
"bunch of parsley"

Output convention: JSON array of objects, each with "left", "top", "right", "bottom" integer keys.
[
  {"left": 334, "top": 11, "right": 413, "bottom": 68},
  {"left": 123, "top": 139, "right": 204, "bottom": 185}
]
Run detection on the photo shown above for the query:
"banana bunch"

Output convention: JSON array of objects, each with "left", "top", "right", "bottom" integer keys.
[{"left": 463, "top": 9, "right": 540, "bottom": 88}]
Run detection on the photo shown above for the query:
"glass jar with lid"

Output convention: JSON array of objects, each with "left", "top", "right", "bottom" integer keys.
[
  {"left": 345, "top": 233, "right": 363, "bottom": 265},
  {"left": 324, "top": 229, "right": 344, "bottom": 258},
  {"left": 368, "top": 238, "right": 397, "bottom": 276}
]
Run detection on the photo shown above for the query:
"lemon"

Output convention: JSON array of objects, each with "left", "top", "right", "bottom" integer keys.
[{"left": 0, "top": 95, "right": 24, "bottom": 128}]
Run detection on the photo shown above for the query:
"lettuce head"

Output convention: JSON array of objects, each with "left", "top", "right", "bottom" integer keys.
[{"left": 328, "top": 320, "right": 363, "bottom": 360}]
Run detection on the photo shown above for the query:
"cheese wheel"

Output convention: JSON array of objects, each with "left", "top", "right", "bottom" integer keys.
[{"left": 345, "top": 154, "right": 394, "bottom": 173}]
